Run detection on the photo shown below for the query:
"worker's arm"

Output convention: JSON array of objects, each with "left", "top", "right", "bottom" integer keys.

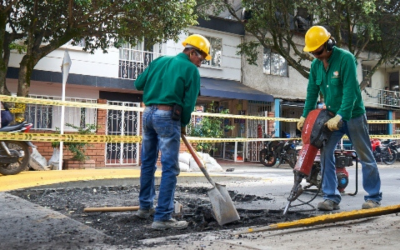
[
  {"left": 336, "top": 55, "right": 358, "bottom": 121},
  {"left": 134, "top": 66, "right": 150, "bottom": 91},
  {"left": 302, "top": 61, "right": 320, "bottom": 118},
  {"left": 181, "top": 68, "right": 200, "bottom": 126}
]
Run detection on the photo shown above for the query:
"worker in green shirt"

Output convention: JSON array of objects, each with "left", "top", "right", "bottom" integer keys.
[
  {"left": 297, "top": 26, "right": 382, "bottom": 211},
  {"left": 134, "top": 34, "right": 211, "bottom": 230}
]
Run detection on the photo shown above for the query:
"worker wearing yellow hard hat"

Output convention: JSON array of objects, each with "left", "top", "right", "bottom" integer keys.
[
  {"left": 134, "top": 34, "right": 211, "bottom": 230},
  {"left": 298, "top": 25, "right": 382, "bottom": 212},
  {"left": 182, "top": 34, "right": 212, "bottom": 61}
]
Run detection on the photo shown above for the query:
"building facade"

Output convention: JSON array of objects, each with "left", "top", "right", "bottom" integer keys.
[{"left": 4, "top": 14, "right": 398, "bottom": 167}]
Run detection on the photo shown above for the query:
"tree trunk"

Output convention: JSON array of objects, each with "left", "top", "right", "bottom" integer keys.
[
  {"left": 0, "top": 13, "right": 11, "bottom": 96},
  {"left": 15, "top": 56, "right": 34, "bottom": 122}
]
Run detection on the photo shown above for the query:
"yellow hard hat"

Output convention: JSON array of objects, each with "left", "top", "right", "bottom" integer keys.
[
  {"left": 182, "top": 34, "right": 212, "bottom": 61},
  {"left": 303, "top": 26, "right": 331, "bottom": 52}
]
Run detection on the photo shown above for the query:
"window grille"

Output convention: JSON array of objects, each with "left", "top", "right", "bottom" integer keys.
[
  {"left": 118, "top": 41, "right": 163, "bottom": 80},
  {"left": 25, "top": 94, "right": 97, "bottom": 131}
]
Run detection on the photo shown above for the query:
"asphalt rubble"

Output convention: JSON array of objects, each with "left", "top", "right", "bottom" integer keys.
[{"left": 1, "top": 162, "right": 400, "bottom": 250}]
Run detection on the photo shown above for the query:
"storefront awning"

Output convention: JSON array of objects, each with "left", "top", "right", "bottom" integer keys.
[{"left": 200, "top": 77, "right": 274, "bottom": 102}]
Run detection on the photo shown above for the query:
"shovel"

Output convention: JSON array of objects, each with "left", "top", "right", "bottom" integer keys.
[{"left": 181, "top": 134, "right": 240, "bottom": 225}]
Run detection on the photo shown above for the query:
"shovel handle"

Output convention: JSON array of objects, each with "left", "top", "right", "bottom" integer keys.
[
  {"left": 84, "top": 206, "right": 139, "bottom": 213},
  {"left": 181, "top": 134, "right": 216, "bottom": 187}
]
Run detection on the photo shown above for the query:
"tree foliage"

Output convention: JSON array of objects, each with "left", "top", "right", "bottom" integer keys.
[
  {"left": 0, "top": 0, "right": 199, "bottom": 97},
  {"left": 0, "top": 0, "right": 24, "bottom": 95},
  {"left": 188, "top": 102, "right": 234, "bottom": 154},
  {"left": 221, "top": 0, "right": 400, "bottom": 89}
]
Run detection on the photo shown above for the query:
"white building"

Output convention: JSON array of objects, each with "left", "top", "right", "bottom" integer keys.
[{"left": 5, "top": 14, "right": 399, "bottom": 167}]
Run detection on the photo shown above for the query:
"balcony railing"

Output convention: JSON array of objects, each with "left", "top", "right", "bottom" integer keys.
[
  {"left": 362, "top": 87, "right": 400, "bottom": 109},
  {"left": 119, "top": 49, "right": 163, "bottom": 80}
]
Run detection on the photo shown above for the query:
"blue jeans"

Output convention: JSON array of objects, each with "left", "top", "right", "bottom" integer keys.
[
  {"left": 320, "top": 114, "right": 382, "bottom": 204},
  {"left": 139, "top": 106, "right": 181, "bottom": 221}
]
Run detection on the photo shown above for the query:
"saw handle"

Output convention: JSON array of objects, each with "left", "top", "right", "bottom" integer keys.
[{"left": 181, "top": 134, "right": 216, "bottom": 187}]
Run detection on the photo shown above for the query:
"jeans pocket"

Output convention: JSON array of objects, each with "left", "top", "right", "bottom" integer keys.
[{"left": 153, "top": 111, "right": 178, "bottom": 137}]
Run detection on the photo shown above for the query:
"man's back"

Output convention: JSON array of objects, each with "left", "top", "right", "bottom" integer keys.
[{"left": 134, "top": 53, "right": 200, "bottom": 126}]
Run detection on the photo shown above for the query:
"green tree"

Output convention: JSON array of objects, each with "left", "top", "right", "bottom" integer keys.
[
  {"left": 188, "top": 102, "right": 234, "bottom": 153},
  {"left": 0, "top": 0, "right": 26, "bottom": 95},
  {"left": 15, "top": 0, "right": 198, "bottom": 95},
  {"left": 0, "top": 0, "right": 200, "bottom": 121},
  {"left": 220, "top": 0, "right": 400, "bottom": 90}
]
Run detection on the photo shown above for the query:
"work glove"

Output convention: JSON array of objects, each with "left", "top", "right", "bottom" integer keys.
[
  {"left": 181, "top": 126, "right": 186, "bottom": 135},
  {"left": 325, "top": 114, "right": 342, "bottom": 131},
  {"left": 297, "top": 116, "right": 305, "bottom": 131}
]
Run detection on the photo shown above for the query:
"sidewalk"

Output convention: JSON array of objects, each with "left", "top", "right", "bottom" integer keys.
[
  {"left": 144, "top": 213, "right": 400, "bottom": 250},
  {"left": 0, "top": 168, "right": 207, "bottom": 192}
]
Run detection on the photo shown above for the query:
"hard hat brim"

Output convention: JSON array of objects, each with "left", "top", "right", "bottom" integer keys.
[
  {"left": 183, "top": 42, "right": 212, "bottom": 60},
  {"left": 303, "top": 45, "right": 321, "bottom": 52}
]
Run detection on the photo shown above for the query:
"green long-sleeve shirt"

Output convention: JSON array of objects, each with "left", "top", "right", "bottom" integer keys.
[
  {"left": 134, "top": 53, "right": 200, "bottom": 126},
  {"left": 302, "top": 47, "right": 365, "bottom": 121}
]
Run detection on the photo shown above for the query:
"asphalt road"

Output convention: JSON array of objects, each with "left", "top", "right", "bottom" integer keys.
[
  {"left": 214, "top": 161, "right": 400, "bottom": 213},
  {"left": 1, "top": 161, "right": 399, "bottom": 249}
]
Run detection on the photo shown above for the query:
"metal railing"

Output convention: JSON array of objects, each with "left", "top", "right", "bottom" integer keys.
[
  {"left": 363, "top": 87, "right": 400, "bottom": 109},
  {"left": 188, "top": 101, "right": 273, "bottom": 163},
  {"left": 25, "top": 94, "right": 97, "bottom": 131},
  {"left": 119, "top": 49, "right": 163, "bottom": 80}
]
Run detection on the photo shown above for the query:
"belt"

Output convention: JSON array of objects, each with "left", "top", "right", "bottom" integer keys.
[{"left": 155, "top": 105, "right": 173, "bottom": 111}]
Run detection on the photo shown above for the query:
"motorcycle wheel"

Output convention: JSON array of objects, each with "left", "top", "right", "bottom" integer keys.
[
  {"left": 383, "top": 147, "right": 396, "bottom": 165},
  {"left": 260, "top": 149, "right": 277, "bottom": 167},
  {"left": 0, "top": 141, "right": 30, "bottom": 175},
  {"left": 285, "top": 149, "right": 297, "bottom": 169}
]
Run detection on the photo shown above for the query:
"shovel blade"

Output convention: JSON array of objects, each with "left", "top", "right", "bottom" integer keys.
[{"left": 207, "top": 183, "right": 240, "bottom": 225}]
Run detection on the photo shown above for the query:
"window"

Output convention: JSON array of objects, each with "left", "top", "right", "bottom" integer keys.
[
  {"left": 263, "top": 48, "right": 288, "bottom": 77},
  {"left": 24, "top": 95, "right": 97, "bottom": 131},
  {"left": 362, "top": 65, "right": 372, "bottom": 87},
  {"left": 118, "top": 40, "right": 163, "bottom": 79},
  {"left": 196, "top": 35, "right": 222, "bottom": 68},
  {"left": 119, "top": 42, "right": 145, "bottom": 63}
]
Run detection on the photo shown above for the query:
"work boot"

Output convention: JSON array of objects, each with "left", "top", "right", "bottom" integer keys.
[
  {"left": 136, "top": 208, "right": 155, "bottom": 219},
  {"left": 317, "top": 200, "right": 340, "bottom": 211},
  {"left": 362, "top": 200, "right": 381, "bottom": 209},
  {"left": 151, "top": 218, "right": 188, "bottom": 230}
]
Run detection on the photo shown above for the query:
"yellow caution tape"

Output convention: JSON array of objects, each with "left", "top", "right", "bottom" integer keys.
[
  {"left": 0, "top": 133, "right": 398, "bottom": 143},
  {"left": 2, "top": 95, "right": 400, "bottom": 123},
  {"left": 8, "top": 108, "right": 25, "bottom": 113},
  {"left": 369, "top": 134, "right": 400, "bottom": 139},
  {"left": 367, "top": 120, "right": 400, "bottom": 124},
  {"left": 184, "top": 137, "right": 299, "bottom": 143},
  {"left": 0, "top": 95, "right": 143, "bottom": 112},
  {"left": 191, "top": 111, "right": 299, "bottom": 122},
  {"left": 0, "top": 133, "right": 142, "bottom": 143}
]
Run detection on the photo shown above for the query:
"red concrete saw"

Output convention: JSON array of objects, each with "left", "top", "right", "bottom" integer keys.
[{"left": 283, "top": 109, "right": 358, "bottom": 215}]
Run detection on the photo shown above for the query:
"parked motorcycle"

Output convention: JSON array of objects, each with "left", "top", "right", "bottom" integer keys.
[
  {"left": 371, "top": 139, "right": 397, "bottom": 165},
  {"left": 260, "top": 139, "right": 298, "bottom": 168},
  {"left": 0, "top": 122, "right": 33, "bottom": 175}
]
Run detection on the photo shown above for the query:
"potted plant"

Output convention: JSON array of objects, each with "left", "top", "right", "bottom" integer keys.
[{"left": 50, "top": 123, "right": 97, "bottom": 169}]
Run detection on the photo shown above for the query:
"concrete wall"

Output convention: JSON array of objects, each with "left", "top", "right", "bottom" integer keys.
[
  {"left": 241, "top": 32, "right": 396, "bottom": 106},
  {"left": 9, "top": 46, "right": 120, "bottom": 79},
  {"left": 6, "top": 78, "right": 99, "bottom": 99},
  {"left": 9, "top": 27, "right": 241, "bottom": 84},
  {"left": 165, "top": 27, "right": 242, "bottom": 82},
  {"left": 241, "top": 34, "right": 309, "bottom": 101}
]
